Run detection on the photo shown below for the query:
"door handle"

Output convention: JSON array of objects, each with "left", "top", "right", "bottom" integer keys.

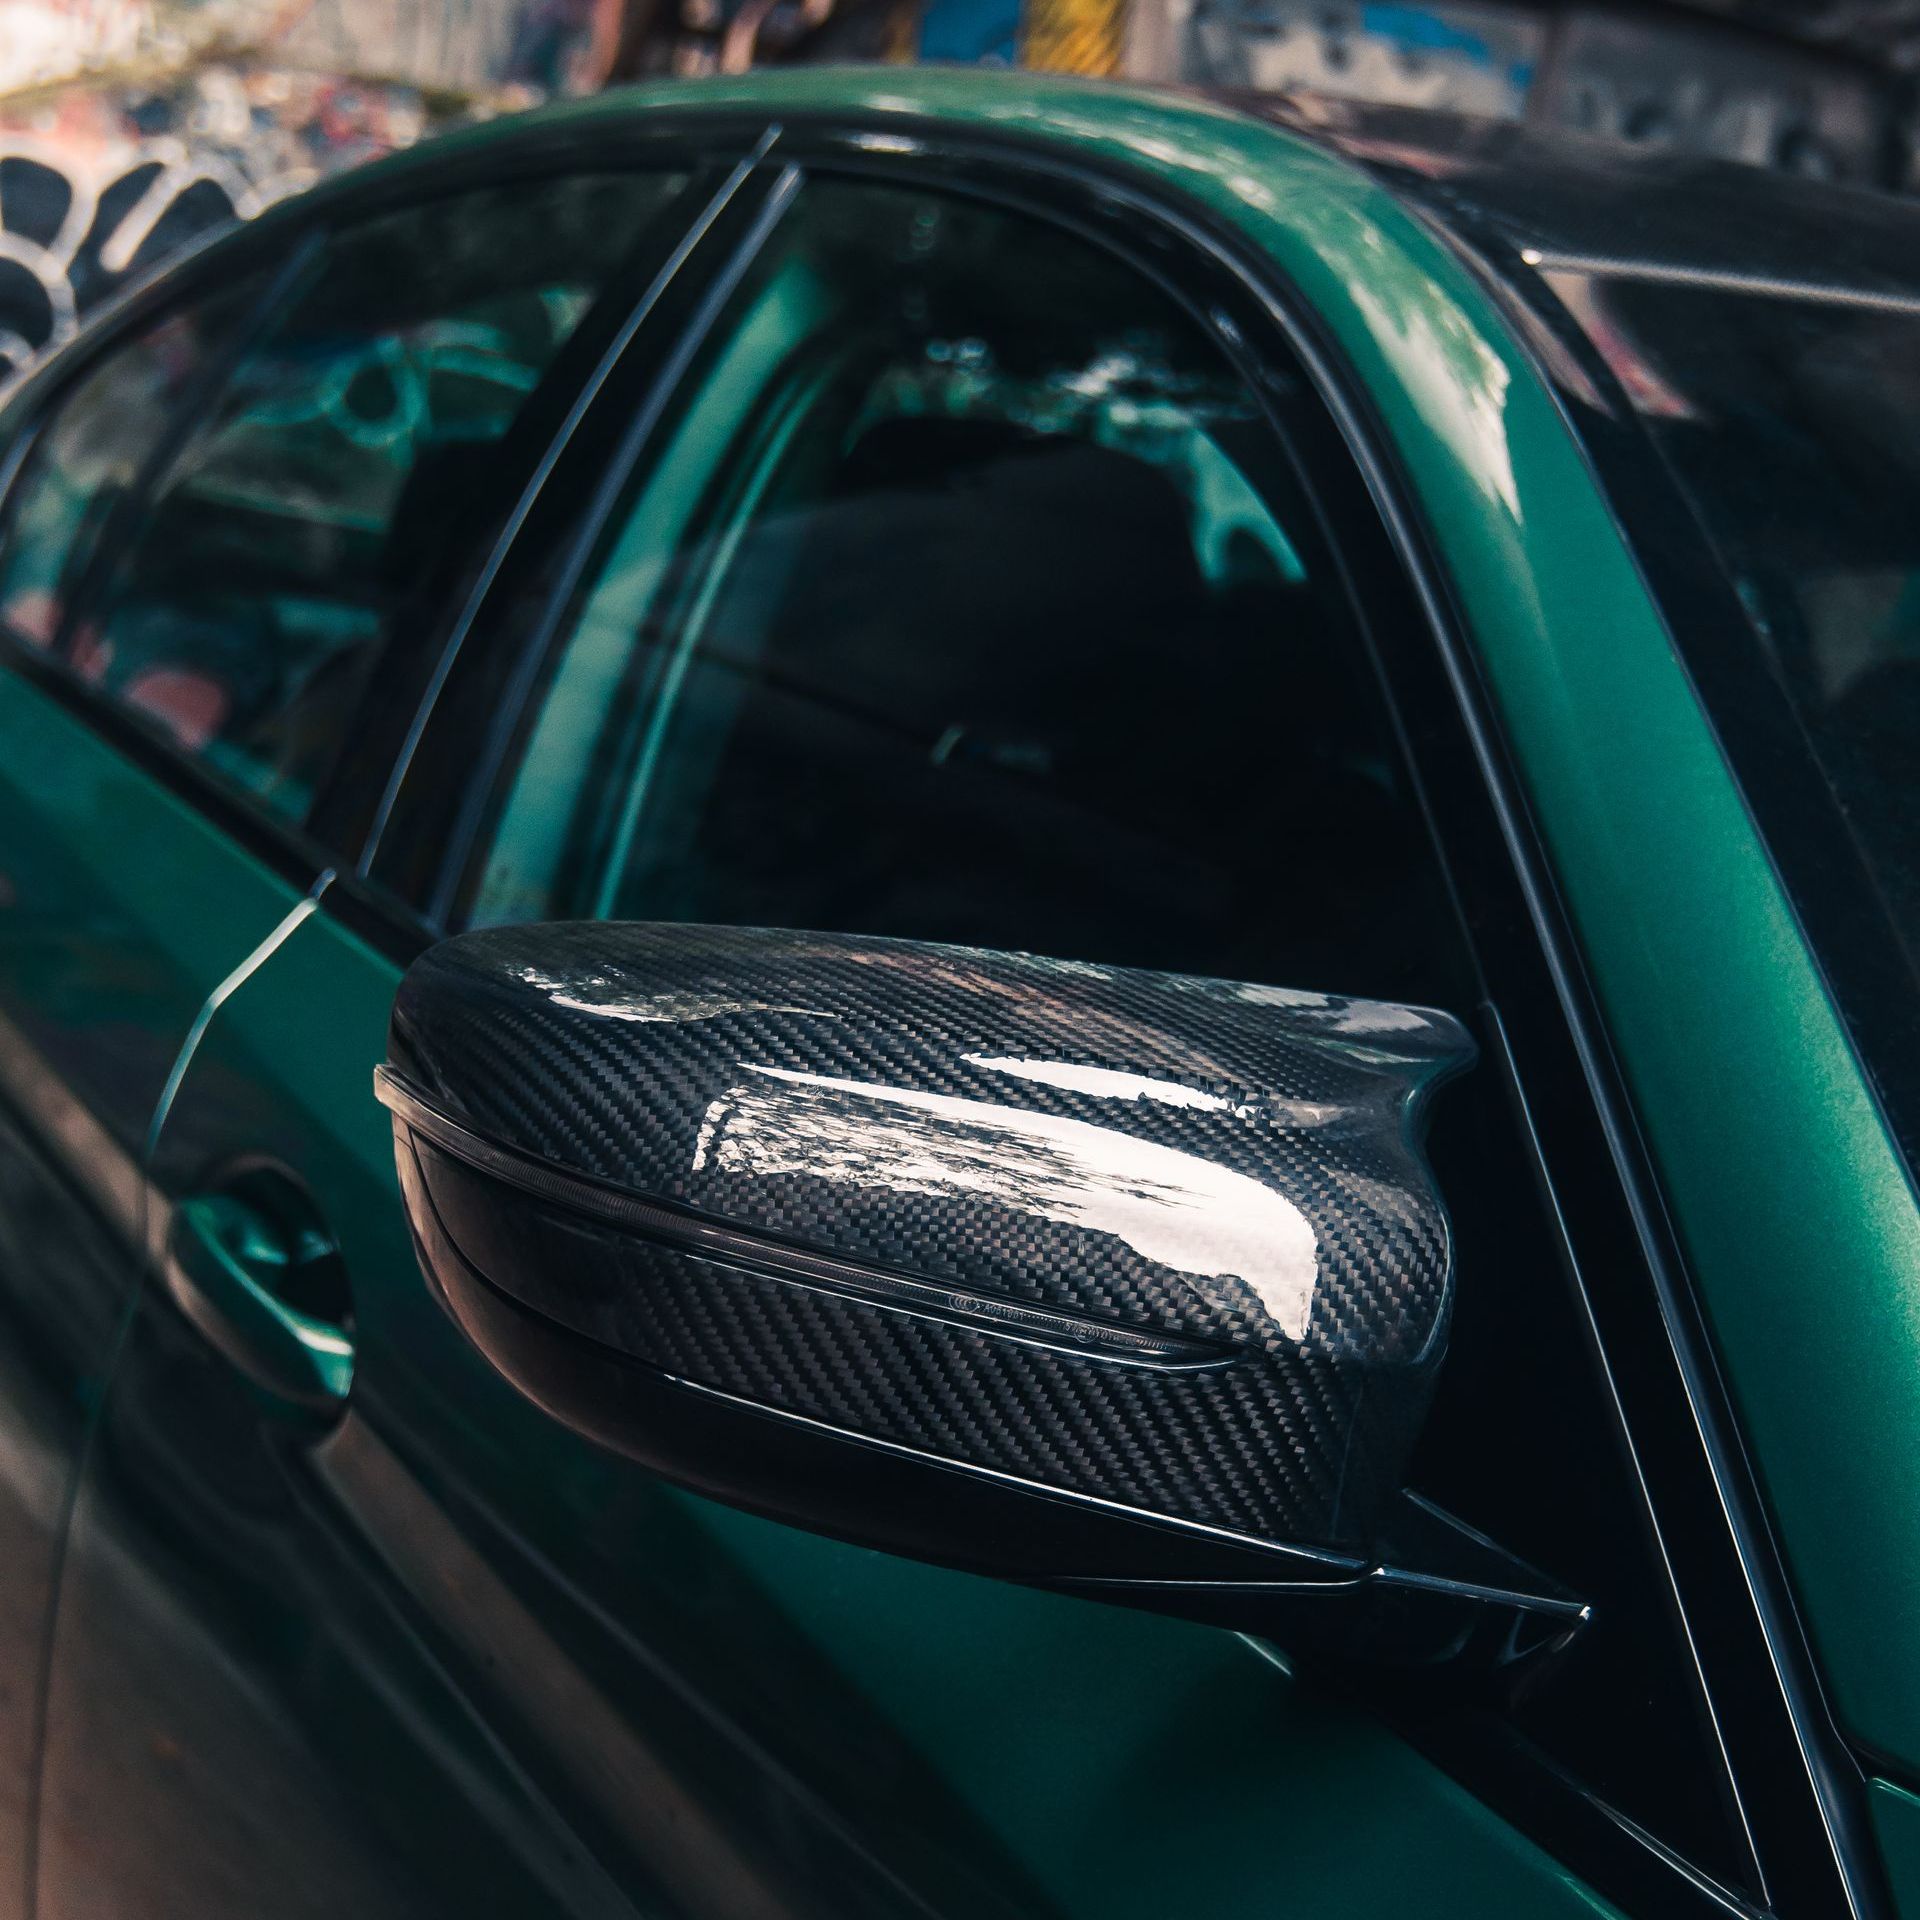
[{"left": 165, "top": 1188, "right": 354, "bottom": 1412}]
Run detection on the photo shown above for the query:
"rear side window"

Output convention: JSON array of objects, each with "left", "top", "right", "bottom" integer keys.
[
  {"left": 0, "top": 288, "right": 257, "bottom": 653},
  {"left": 38, "top": 169, "right": 685, "bottom": 831}
]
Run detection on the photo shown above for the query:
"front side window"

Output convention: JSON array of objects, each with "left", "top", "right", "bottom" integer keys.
[
  {"left": 66, "top": 169, "right": 685, "bottom": 828},
  {"left": 470, "top": 178, "right": 1449, "bottom": 1001}
]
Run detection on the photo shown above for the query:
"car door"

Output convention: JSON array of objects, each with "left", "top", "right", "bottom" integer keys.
[
  {"left": 11, "top": 142, "right": 761, "bottom": 1918},
  {"left": 58, "top": 132, "right": 1773, "bottom": 1920}
]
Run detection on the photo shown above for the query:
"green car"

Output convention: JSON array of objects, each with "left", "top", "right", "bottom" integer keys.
[{"left": 0, "top": 63, "right": 1913, "bottom": 1920}]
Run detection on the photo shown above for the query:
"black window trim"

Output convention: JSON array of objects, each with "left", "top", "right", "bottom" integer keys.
[
  {"left": 360, "top": 149, "right": 805, "bottom": 921},
  {"left": 346, "top": 124, "right": 784, "bottom": 875},
  {"left": 373, "top": 111, "right": 1880, "bottom": 1920}
]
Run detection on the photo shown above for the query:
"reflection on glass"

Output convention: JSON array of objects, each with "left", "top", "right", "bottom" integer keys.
[
  {"left": 473, "top": 179, "right": 1447, "bottom": 1003},
  {"left": 76, "top": 170, "right": 685, "bottom": 827},
  {"left": 0, "top": 290, "right": 257, "bottom": 652}
]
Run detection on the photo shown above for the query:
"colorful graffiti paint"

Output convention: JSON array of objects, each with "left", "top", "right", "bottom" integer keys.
[{"left": 0, "top": 68, "right": 448, "bottom": 379}]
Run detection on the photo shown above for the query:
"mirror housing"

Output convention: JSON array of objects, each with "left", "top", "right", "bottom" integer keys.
[{"left": 377, "top": 923, "right": 1585, "bottom": 1663}]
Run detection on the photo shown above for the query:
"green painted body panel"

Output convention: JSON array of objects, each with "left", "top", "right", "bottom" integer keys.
[
  {"left": 0, "top": 667, "right": 316, "bottom": 1919},
  {"left": 443, "top": 65, "right": 1920, "bottom": 1773},
  {"left": 0, "top": 666, "right": 306, "bottom": 1138}
]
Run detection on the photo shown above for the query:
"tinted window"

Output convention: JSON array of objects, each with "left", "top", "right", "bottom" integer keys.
[
  {"left": 71, "top": 170, "right": 684, "bottom": 829},
  {"left": 0, "top": 288, "right": 256, "bottom": 653},
  {"left": 471, "top": 180, "right": 1449, "bottom": 1002}
]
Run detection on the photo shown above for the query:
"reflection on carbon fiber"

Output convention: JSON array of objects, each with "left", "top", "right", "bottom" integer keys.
[
  {"left": 391, "top": 922, "right": 1474, "bottom": 1551},
  {"left": 693, "top": 1061, "right": 1323, "bottom": 1338}
]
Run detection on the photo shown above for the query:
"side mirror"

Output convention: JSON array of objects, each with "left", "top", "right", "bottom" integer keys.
[{"left": 376, "top": 923, "right": 1586, "bottom": 1664}]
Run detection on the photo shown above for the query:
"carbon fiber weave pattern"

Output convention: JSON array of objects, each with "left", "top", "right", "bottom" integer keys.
[{"left": 389, "top": 922, "right": 1473, "bottom": 1551}]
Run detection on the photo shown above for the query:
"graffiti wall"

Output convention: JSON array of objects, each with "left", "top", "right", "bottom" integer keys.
[
  {"left": 0, "top": 68, "right": 447, "bottom": 378},
  {"left": 0, "top": 0, "right": 622, "bottom": 384},
  {"left": 1125, "top": 1, "right": 1891, "bottom": 184}
]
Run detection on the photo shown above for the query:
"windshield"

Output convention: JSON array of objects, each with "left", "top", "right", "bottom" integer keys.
[
  {"left": 1542, "top": 261, "right": 1920, "bottom": 977},
  {"left": 1281, "top": 100, "right": 1920, "bottom": 1157}
]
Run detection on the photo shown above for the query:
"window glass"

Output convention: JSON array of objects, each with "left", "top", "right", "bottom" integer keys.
[
  {"left": 75, "top": 169, "right": 685, "bottom": 829},
  {"left": 473, "top": 180, "right": 1449, "bottom": 1002},
  {"left": 0, "top": 288, "right": 256, "bottom": 653}
]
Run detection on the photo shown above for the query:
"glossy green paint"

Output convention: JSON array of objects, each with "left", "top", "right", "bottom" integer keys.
[
  {"left": 0, "top": 665, "right": 305, "bottom": 1137},
  {"left": 0, "top": 658, "right": 308, "bottom": 1261},
  {"left": 446, "top": 66, "right": 1920, "bottom": 1774},
  {"left": 0, "top": 664, "right": 316, "bottom": 1918},
  {"left": 1874, "top": 1780, "right": 1920, "bottom": 1915}
]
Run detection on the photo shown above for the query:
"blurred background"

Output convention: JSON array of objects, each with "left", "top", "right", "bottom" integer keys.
[{"left": 6, "top": 0, "right": 1920, "bottom": 381}]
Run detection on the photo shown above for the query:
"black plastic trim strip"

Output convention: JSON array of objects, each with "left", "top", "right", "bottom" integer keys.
[
  {"left": 320, "top": 866, "right": 438, "bottom": 970},
  {"left": 421, "top": 158, "right": 804, "bottom": 929},
  {"left": 359, "top": 127, "right": 783, "bottom": 873},
  {"left": 375, "top": 1066, "right": 1231, "bottom": 1371},
  {"left": 405, "top": 1128, "right": 1372, "bottom": 1586}
]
